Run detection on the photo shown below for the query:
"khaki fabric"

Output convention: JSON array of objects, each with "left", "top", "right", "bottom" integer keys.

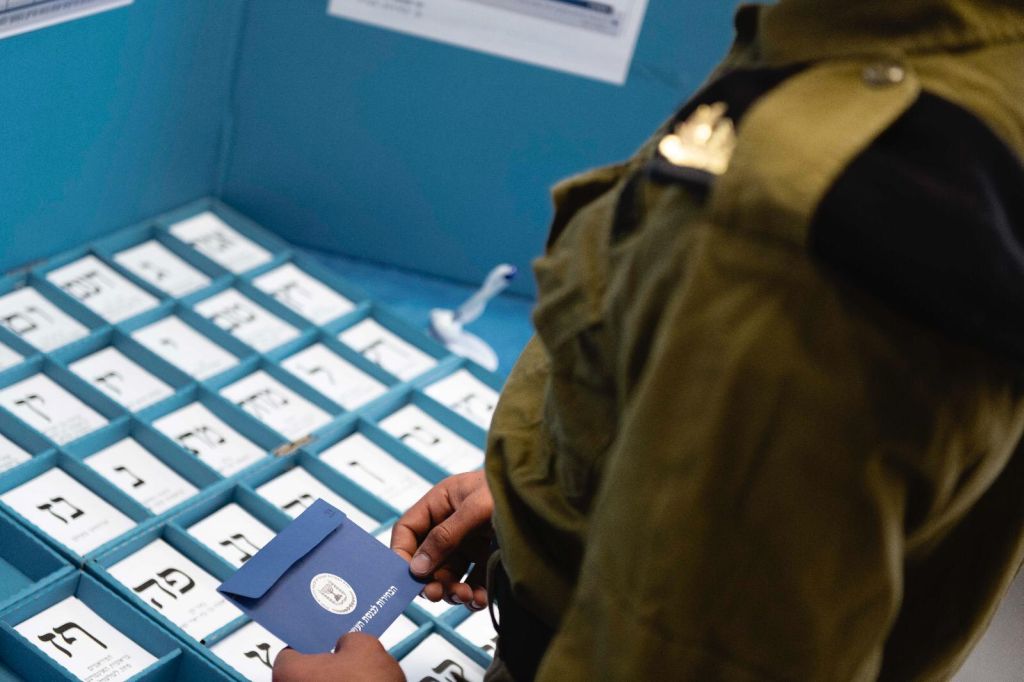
[{"left": 484, "top": 1, "right": 1024, "bottom": 680}]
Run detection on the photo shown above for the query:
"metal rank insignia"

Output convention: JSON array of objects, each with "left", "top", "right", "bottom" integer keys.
[{"left": 658, "top": 102, "right": 737, "bottom": 176}]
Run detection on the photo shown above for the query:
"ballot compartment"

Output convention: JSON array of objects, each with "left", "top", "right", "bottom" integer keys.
[{"left": 0, "top": 199, "right": 508, "bottom": 679}]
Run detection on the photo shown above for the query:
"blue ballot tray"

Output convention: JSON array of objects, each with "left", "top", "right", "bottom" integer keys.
[
  {"left": 0, "top": 198, "right": 505, "bottom": 678},
  {"left": 0, "top": 450, "right": 152, "bottom": 566},
  {"left": 0, "top": 571, "right": 231, "bottom": 681}
]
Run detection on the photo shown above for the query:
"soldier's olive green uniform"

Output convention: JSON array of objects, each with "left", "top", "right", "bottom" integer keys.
[{"left": 484, "top": 1, "right": 1024, "bottom": 680}]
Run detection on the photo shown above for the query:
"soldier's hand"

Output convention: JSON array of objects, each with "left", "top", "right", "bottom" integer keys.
[
  {"left": 272, "top": 633, "right": 403, "bottom": 682},
  {"left": 391, "top": 471, "right": 494, "bottom": 611}
]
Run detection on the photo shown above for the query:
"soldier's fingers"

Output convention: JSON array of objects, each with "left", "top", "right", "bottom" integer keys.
[
  {"left": 391, "top": 483, "right": 455, "bottom": 561},
  {"left": 272, "top": 648, "right": 325, "bottom": 681},
  {"left": 422, "top": 561, "right": 468, "bottom": 602},
  {"left": 469, "top": 585, "right": 489, "bottom": 611},
  {"left": 410, "top": 497, "right": 491, "bottom": 577},
  {"left": 333, "top": 632, "right": 387, "bottom": 656},
  {"left": 432, "top": 557, "right": 470, "bottom": 585},
  {"left": 421, "top": 580, "right": 446, "bottom": 601},
  {"left": 444, "top": 582, "right": 476, "bottom": 606}
]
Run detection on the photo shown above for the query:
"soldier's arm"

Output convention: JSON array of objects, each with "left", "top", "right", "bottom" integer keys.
[{"left": 532, "top": 221, "right": 1023, "bottom": 680}]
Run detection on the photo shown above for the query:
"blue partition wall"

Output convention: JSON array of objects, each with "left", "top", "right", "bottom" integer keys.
[
  {"left": 220, "top": 0, "right": 737, "bottom": 295},
  {"left": 0, "top": 0, "right": 735, "bottom": 294},
  {"left": 0, "top": 0, "right": 245, "bottom": 274}
]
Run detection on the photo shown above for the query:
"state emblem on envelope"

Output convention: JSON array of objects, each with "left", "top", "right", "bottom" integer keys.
[{"left": 218, "top": 499, "right": 422, "bottom": 653}]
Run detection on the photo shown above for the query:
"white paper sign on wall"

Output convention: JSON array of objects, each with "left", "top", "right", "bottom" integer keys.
[
  {"left": 326, "top": 0, "right": 649, "bottom": 85},
  {"left": 0, "top": 0, "right": 133, "bottom": 41}
]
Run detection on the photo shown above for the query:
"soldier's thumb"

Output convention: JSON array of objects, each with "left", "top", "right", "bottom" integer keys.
[{"left": 409, "top": 512, "right": 470, "bottom": 577}]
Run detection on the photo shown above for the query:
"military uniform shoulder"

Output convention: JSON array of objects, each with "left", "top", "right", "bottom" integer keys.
[
  {"left": 649, "top": 54, "right": 1024, "bottom": 362},
  {"left": 810, "top": 86, "right": 1024, "bottom": 363}
]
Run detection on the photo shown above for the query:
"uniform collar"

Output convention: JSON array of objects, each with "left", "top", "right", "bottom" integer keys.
[{"left": 747, "top": 0, "right": 1024, "bottom": 65}]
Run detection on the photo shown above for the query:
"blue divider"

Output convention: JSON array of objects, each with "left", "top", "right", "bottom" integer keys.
[
  {"left": 0, "top": 509, "right": 71, "bottom": 613},
  {"left": 0, "top": 417, "right": 53, "bottom": 474},
  {"left": 0, "top": 328, "right": 36, "bottom": 371}
]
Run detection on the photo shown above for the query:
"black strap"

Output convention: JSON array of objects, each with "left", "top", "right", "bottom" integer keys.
[{"left": 490, "top": 557, "right": 556, "bottom": 681}]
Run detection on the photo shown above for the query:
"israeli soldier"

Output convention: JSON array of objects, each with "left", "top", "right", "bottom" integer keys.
[{"left": 273, "top": 0, "right": 1024, "bottom": 679}]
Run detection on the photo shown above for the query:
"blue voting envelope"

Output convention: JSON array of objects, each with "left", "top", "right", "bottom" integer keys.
[{"left": 218, "top": 499, "right": 422, "bottom": 653}]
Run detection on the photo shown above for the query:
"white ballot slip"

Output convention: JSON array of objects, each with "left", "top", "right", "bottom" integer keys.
[
  {"left": 338, "top": 319, "right": 438, "bottom": 382},
  {"left": 456, "top": 608, "right": 499, "bottom": 657},
  {"left": 320, "top": 433, "right": 431, "bottom": 512},
  {"left": 193, "top": 289, "right": 299, "bottom": 353},
  {"left": 85, "top": 439, "right": 197, "bottom": 515},
  {"left": 380, "top": 614, "right": 419, "bottom": 650},
  {"left": 0, "top": 432, "right": 31, "bottom": 474},
  {"left": 187, "top": 503, "right": 277, "bottom": 569},
  {"left": 425, "top": 369, "right": 500, "bottom": 430},
  {"left": 46, "top": 256, "right": 159, "bottom": 324},
  {"left": 69, "top": 347, "right": 174, "bottom": 413},
  {"left": 132, "top": 316, "right": 238, "bottom": 380},
  {"left": 280, "top": 343, "right": 387, "bottom": 411},
  {"left": 0, "top": 468, "right": 135, "bottom": 555},
  {"left": 209, "top": 620, "right": 286, "bottom": 682},
  {"left": 113, "top": 239, "right": 212, "bottom": 298},
  {"left": 0, "top": 341, "right": 23, "bottom": 372},
  {"left": 170, "top": 212, "right": 272, "bottom": 274},
  {"left": 152, "top": 403, "right": 267, "bottom": 477},
  {"left": 15, "top": 596, "right": 157, "bottom": 682},
  {"left": 220, "top": 371, "right": 332, "bottom": 441},
  {"left": 255, "top": 466, "right": 377, "bottom": 531},
  {"left": 400, "top": 634, "right": 485, "bottom": 682},
  {"left": 0, "top": 287, "right": 89, "bottom": 352},
  {"left": 251, "top": 263, "right": 355, "bottom": 325},
  {"left": 107, "top": 538, "right": 241, "bottom": 640},
  {"left": 379, "top": 405, "right": 484, "bottom": 474},
  {"left": 0, "top": 374, "right": 108, "bottom": 445}
]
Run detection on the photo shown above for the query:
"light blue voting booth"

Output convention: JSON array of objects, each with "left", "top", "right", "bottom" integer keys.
[{"left": 0, "top": 1, "right": 741, "bottom": 680}]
